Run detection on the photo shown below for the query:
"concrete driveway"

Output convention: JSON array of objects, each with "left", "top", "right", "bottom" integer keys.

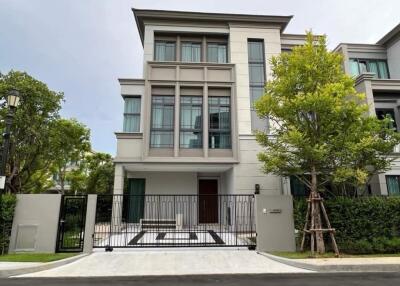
[{"left": 17, "top": 249, "right": 311, "bottom": 277}]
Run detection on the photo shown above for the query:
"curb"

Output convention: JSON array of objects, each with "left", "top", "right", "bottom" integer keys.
[
  {"left": 259, "top": 252, "right": 400, "bottom": 272},
  {"left": 0, "top": 253, "right": 88, "bottom": 278}
]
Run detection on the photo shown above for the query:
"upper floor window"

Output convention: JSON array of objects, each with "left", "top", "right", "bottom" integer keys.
[
  {"left": 207, "top": 43, "right": 227, "bottom": 63},
  {"left": 180, "top": 96, "right": 203, "bottom": 148},
  {"left": 248, "top": 39, "right": 268, "bottom": 132},
  {"left": 209, "top": 97, "right": 231, "bottom": 149},
  {"left": 349, "top": 58, "right": 389, "bottom": 79},
  {"left": 150, "top": 96, "right": 175, "bottom": 148},
  {"left": 181, "top": 42, "right": 201, "bottom": 62},
  {"left": 155, "top": 41, "right": 176, "bottom": 61},
  {"left": 123, "top": 97, "right": 141, "bottom": 132}
]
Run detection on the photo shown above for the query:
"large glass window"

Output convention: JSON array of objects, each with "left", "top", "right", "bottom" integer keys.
[
  {"left": 248, "top": 39, "right": 267, "bottom": 132},
  {"left": 209, "top": 97, "right": 231, "bottom": 149},
  {"left": 207, "top": 43, "right": 227, "bottom": 63},
  {"left": 123, "top": 97, "right": 141, "bottom": 132},
  {"left": 180, "top": 96, "right": 203, "bottom": 148},
  {"left": 154, "top": 41, "right": 176, "bottom": 61},
  {"left": 349, "top": 58, "right": 389, "bottom": 79},
  {"left": 181, "top": 42, "right": 201, "bottom": 62},
  {"left": 386, "top": 175, "right": 400, "bottom": 196},
  {"left": 150, "top": 96, "right": 175, "bottom": 148}
]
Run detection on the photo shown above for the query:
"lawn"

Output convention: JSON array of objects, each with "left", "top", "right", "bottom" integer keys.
[
  {"left": 270, "top": 251, "right": 400, "bottom": 259},
  {"left": 0, "top": 253, "right": 78, "bottom": 263}
]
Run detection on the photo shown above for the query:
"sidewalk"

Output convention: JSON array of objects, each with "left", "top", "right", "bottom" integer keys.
[
  {"left": 262, "top": 253, "right": 400, "bottom": 272},
  {"left": 17, "top": 249, "right": 312, "bottom": 277},
  {"left": 0, "top": 254, "right": 86, "bottom": 277}
]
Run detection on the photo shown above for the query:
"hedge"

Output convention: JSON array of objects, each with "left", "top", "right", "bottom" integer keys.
[
  {"left": 294, "top": 196, "right": 400, "bottom": 254},
  {"left": 0, "top": 193, "right": 17, "bottom": 255}
]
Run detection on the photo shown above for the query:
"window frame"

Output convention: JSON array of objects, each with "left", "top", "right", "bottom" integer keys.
[
  {"left": 386, "top": 175, "right": 400, "bottom": 196},
  {"left": 123, "top": 96, "right": 141, "bottom": 133},
  {"left": 206, "top": 42, "right": 228, "bottom": 63},
  {"left": 154, "top": 40, "right": 177, "bottom": 61},
  {"left": 180, "top": 41, "right": 202, "bottom": 62},
  {"left": 248, "top": 39, "right": 268, "bottom": 132},
  {"left": 150, "top": 95, "right": 175, "bottom": 148},
  {"left": 179, "top": 96, "right": 203, "bottom": 149},
  {"left": 208, "top": 96, "right": 231, "bottom": 149},
  {"left": 349, "top": 58, "right": 390, "bottom": 79}
]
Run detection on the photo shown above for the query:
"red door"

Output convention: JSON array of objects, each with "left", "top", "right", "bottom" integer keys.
[{"left": 198, "top": 179, "right": 218, "bottom": 224}]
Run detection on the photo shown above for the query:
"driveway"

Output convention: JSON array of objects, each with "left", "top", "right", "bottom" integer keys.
[{"left": 17, "top": 249, "right": 310, "bottom": 277}]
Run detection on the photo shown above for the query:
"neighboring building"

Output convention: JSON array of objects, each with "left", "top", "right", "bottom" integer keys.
[
  {"left": 113, "top": 9, "right": 315, "bottom": 204},
  {"left": 335, "top": 23, "right": 400, "bottom": 196}
]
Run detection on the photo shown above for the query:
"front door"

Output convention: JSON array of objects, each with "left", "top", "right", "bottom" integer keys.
[
  {"left": 198, "top": 179, "right": 218, "bottom": 224},
  {"left": 125, "top": 178, "right": 145, "bottom": 223}
]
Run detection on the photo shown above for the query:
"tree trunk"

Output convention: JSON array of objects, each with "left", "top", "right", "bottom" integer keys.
[{"left": 311, "top": 166, "right": 325, "bottom": 254}]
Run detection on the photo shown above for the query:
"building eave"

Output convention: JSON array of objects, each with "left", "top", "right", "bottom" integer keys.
[
  {"left": 132, "top": 8, "right": 293, "bottom": 45},
  {"left": 376, "top": 22, "right": 400, "bottom": 46}
]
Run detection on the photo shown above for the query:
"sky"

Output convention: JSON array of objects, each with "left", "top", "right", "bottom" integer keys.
[{"left": 1, "top": 0, "right": 399, "bottom": 155}]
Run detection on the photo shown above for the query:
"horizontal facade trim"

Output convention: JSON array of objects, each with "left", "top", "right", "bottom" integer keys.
[{"left": 115, "top": 132, "right": 143, "bottom": 139}]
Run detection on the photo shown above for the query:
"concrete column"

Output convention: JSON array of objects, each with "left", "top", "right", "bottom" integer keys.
[
  {"left": 174, "top": 83, "right": 180, "bottom": 157},
  {"left": 83, "top": 194, "right": 97, "bottom": 253},
  {"left": 203, "top": 77, "right": 209, "bottom": 157},
  {"left": 112, "top": 164, "right": 125, "bottom": 231}
]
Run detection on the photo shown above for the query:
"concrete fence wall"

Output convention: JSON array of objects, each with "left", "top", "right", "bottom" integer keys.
[
  {"left": 255, "top": 195, "right": 296, "bottom": 252},
  {"left": 9, "top": 194, "right": 62, "bottom": 253}
]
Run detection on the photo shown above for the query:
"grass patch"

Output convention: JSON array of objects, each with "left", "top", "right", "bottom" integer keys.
[
  {"left": 270, "top": 251, "right": 400, "bottom": 259},
  {"left": 0, "top": 253, "right": 77, "bottom": 263}
]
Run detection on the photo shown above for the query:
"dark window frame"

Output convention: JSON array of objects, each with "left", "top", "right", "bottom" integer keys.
[
  {"left": 349, "top": 58, "right": 390, "bottom": 79},
  {"left": 206, "top": 42, "right": 228, "bottom": 63},
  {"left": 179, "top": 96, "right": 203, "bottom": 149},
  {"left": 150, "top": 95, "right": 175, "bottom": 148},
  {"left": 208, "top": 96, "right": 231, "bottom": 149},
  {"left": 123, "top": 96, "right": 141, "bottom": 133},
  {"left": 180, "top": 41, "right": 202, "bottom": 62},
  {"left": 386, "top": 175, "right": 400, "bottom": 196},
  {"left": 154, "top": 40, "right": 177, "bottom": 61}
]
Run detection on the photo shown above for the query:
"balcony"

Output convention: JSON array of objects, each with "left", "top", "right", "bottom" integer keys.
[
  {"left": 115, "top": 132, "right": 143, "bottom": 162},
  {"left": 147, "top": 61, "right": 235, "bottom": 84}
]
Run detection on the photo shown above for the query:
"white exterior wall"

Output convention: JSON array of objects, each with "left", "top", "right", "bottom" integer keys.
[
  {"left": 387, "top": 39, "right": 400, "bottom": 79},
  {"left": 229, "top": 25, "right": 281, "bottom": 135},
  {"left": 229, "top": 25, "right": 283, "bottom": 195}
]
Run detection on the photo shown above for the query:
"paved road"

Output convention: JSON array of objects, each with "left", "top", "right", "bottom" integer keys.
[{"left": 2, "top": 273, "right": 400, "bottom": 286}]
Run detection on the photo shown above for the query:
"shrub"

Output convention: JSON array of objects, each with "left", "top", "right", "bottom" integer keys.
[
  {"left": 294, "top": 196, "right": 400, "bottom": 254},
  {"left": 0, "top": 194, "right": 17, "bottom": 255}
]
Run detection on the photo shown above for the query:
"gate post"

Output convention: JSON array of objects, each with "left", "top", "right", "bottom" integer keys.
[
  {"left": 255, "top": 195, "right": 296, "bottom": 252},
  {"left": 83, "top": 194, "right": 97, "bottom": 253}
]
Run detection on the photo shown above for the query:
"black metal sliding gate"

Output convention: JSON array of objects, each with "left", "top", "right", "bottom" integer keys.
[{"left": 93, "top": 195, "right": 256, "bottom": 249}]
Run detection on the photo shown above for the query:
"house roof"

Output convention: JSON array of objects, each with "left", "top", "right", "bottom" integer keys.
[
  {"left": 376, "top": 22, "right": 400, "bottom": 46},
  {"left": 132, "top": 8, "right": 293, "bottom": 45}
]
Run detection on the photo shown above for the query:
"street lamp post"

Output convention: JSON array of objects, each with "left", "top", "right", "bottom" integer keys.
[{"left": 0, "top": 89, "right": 20, "bottom": 193}]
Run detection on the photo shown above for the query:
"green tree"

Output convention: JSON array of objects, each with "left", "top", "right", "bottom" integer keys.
[
  {"left": 49, "top": 118, "right": 91, "bottom": 194},
  {"left": 255, "top": 33, "right": 400, "bottom": 254},
  {"left": 0, "top": 71, "right": 63, "bottom": 193}
]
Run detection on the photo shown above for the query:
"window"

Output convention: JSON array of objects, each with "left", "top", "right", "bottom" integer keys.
[
  {"left": 209, "top": 97, "right": 231, "bottom": 149},
  {"left": 123, "top": 97, "right": 141, "bottom": 132},
  {"left": 180, "top": 96, "right": 202, "bottom": 148},
  {"left": 181, "top": 42, "right": 201, "bottom": 62},
  {"left": 154, "top": 41, "right": 176, "bottom": 61},
  {"left": 207, "top": 43, "right": 227, "bottom": 63},
  {"left": 248, "top": 39, "right": 268, "bottom": 132},
  {"left": 290, "top": 176, "right": 309, "bottom": 197},
  {"left": 150, "top": 96, "right": 175, "bottom": 148},
  {"left": 349, "top": 58, "right": 389, "bottom": 79},
  {"left": 376, "top": 108, "right": 397, "bottom": 130},
  {"left": 386, "top": 175, "right": 400, "bottom": 196}
]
